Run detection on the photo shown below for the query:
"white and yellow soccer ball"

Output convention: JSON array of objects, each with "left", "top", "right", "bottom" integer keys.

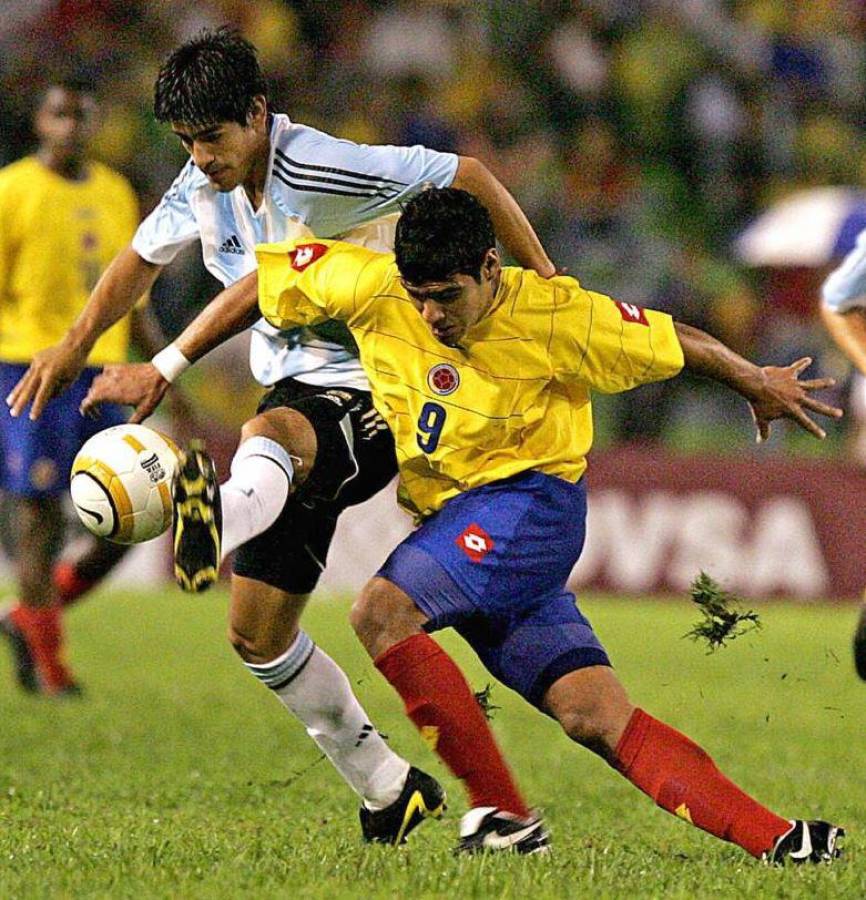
[{"left": 70, "top": 424, "right": 179, "bottom": 544}]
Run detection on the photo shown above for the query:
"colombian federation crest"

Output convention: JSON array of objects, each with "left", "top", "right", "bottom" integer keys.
[{"left": 427, "top": 363, "right": 460, "bottom": 395}]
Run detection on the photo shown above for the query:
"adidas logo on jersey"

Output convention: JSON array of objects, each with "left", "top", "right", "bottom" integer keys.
[{"left": 218, "top": 234, "right": 245, "bottom": 255}]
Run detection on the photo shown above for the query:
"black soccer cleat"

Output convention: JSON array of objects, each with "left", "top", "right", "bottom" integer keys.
[
  {"left": 359, "top": 766, "right": 446, "bottom": 845},
  {"left": 853, "top": 602, "right": 866, "bottom": 680},
  {"left": 172, "top": 441, "right": 222, "bottom": 593},
  {"left": 0, "top": 604, "right": 39, "bottom": 693},
  {"left": 456, "top": 807, "right": 551, "bottom": 855},
  {"left": 765, "top": 819, "right": 844, "bottom": 865}
]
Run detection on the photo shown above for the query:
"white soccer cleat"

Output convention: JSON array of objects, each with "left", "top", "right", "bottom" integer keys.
[{"left": 456, "top": 806, "right": 550, "bottom": 855}]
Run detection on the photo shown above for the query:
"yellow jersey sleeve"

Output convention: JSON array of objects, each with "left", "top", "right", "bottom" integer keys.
[
  {"left": 550, "top": 281, "right": 684, "bottom": 393},
  {"left": 256, "top": 239, "right": 389, "bottom": 329}
]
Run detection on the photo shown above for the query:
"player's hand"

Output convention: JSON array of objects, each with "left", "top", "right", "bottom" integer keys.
[
  {"left": 748, "top": 357, "right": 843, "bottom": 442},
  {"left": 6, "top": 342, "right": 88, "bottom": 420},
  {"left": 81, "top": 362, "right": 170, "bottom": 424}
]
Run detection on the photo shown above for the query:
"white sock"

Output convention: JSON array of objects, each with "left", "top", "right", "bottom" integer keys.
[
  {"left": 220, "top": 436, "right": 294, "bottom": 559},
  {"left": 244, "top": 632, "right": 409, "bottom": 810}
]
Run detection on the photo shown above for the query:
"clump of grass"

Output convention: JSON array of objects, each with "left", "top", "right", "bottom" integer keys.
[{"left": 685, "top": 571, "right": 761, "bottom": 653}]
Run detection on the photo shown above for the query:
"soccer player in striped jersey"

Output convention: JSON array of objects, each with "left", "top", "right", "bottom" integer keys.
[
  {"left": 0, "top": 82, "right": 160, "bottom": 695},
  {"left": 7, "top": 30, "right": 554, "bottom": 842},
  {"left": 240, "top": 187, "right": 843, "bottom": 861}
]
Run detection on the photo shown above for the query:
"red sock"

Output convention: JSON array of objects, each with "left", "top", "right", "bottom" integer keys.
[
  {"left": 52, "top": 561, "right": 95, "bottom": 608},
  {"left": 614, "top": 708, "right": 790, "bottom": 857},
  {"left": 375, "top": 633, "right": 530, "bottom": 817},
  {"left": 10, "top": 604, "right": 73, "bottom": 692}
]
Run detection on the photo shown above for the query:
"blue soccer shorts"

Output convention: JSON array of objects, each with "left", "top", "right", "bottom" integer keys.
[
  {"left": 377, "top": 470, "right": 610, "bottom": 709},
  {"left": 0, "top": 363, "right": 126, "bottom": 498}
]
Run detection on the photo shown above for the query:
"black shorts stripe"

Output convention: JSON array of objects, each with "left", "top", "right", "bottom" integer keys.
[{"left": 275, "top": 147, "right": 408, "bottom": 187}]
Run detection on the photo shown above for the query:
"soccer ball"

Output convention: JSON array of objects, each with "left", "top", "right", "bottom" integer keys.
[{"left": 70, "top": 424, "right": 179, "bottom": 544}]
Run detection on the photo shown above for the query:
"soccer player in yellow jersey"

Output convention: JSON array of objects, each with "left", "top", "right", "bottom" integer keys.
[
  {"left": 243, "top": 188, "right": 843, "bottom": 862},
  {"left": 0, "top": 83, "right": 147, "bottom": 694}
]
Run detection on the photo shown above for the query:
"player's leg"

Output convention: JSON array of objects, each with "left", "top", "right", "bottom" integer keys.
[
  {"left": 852, "top": 593, "right": 866, "bottom": 680},
  {"left": 52, "top": 537, "right": 129, "bottom": 608},
  {"left": 0, "top": 363, "right": 83, "bottom": 694},
  {"left": 0, "top": 492, "right": 38, "bottom": 692},
  {"left": 47, "top": 368, "right": 132, "bottom": 605},
  {"left": 844, "top": 375, "right": 866, "bottom": 678},
  {"left": 175, "top": 379, "right": 400, "bottom": 591},
  {"left": 541, "top": 663, "right": 843, "bottom": 863},
  {"left": 180, "top": 381, "right": 444, "bottom": 842},
  {"left": 228, "top": 572, "right": 443, "bottom": 842},
  {"left": 352, "top": 473, "right": 609, "bottom": 853},
  {"left": 173, "top": 406, "right": 311, "bottom": 592},
  {"left": 4, "top": 493, "right": 77, "bottom": 693},
  {"left": 230, "top": 541, "right": 445, "bottom": 841},
  {"left": 351, "top": 576, "right": 543, "bottom": 849}
]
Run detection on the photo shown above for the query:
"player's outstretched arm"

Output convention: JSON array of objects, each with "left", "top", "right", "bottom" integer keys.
[
  {"left": 81, "top": 271, "right": 260, "bottom": 423},
  {"left": 674, "top": 321, "right": 843, "bottom": 442},
  {"left": 452, "top": 156, "right": 556, "bottom": 278},
  {"left": 6, "top": 244, "right": 162, "bottom": 420}
]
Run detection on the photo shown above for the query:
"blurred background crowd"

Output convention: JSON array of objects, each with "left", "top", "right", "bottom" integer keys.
[{"left": 2, "top": 0, "right": 864, "bottom": 453}]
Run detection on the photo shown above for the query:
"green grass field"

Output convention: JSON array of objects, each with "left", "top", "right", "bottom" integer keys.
[{"left": 0, "top": 587, "right": 863, "bottom": 899}]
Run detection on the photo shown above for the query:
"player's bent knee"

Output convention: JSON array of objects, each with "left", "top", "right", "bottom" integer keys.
[
  {"left": 227, "top": 623, "right": 256, "bottom": 660},
  {"left": 350, "top": 577, "right": 425, "bottom": 658},
  {"left": 227, "top": 621, "right": 300, "bottom": 665},
  {"left": 545, "top": 667, "right": 634, "bottom": 761},
  {"left": 239, "top": 409, "right": 316, "bottom": 474},
  {"left": 349, "top": 585, "right": 381, "bottom": 640},
  {"left": 558, "top": 706, "right": 618, "bottom": 756}
]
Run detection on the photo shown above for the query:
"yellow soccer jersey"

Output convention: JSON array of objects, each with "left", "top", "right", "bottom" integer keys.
[
  {"left": 0, "top": 156, "right": 138, "bottom": 363},
  {"left": 257, "top": 239, "right": 684, "bottom": 519}
]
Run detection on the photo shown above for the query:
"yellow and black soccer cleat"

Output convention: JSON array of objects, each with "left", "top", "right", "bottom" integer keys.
[
  {"left": 172, "top": 441, "right": 222, "bottom": 593},
  {"left": 359, "top": 766, "right": 446, "bottom": 845}
]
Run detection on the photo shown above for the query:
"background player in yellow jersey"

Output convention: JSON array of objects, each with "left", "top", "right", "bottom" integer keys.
[
  {"left": 0, "top": 82, "right": 155, "bottom": 694},
  {"left": 227, "top": 187, "right": 841, "bottom": 862}
]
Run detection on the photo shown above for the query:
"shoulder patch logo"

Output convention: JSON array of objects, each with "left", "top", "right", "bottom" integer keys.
[
  {"left": 612, "top": 299, "right": 649, "bottom": 326},
  {"left": 289, "top": 242, "right": 329, "bottom": 271},
  {"left": 427, "top": 363, "right": 460, "bottom": 396}
]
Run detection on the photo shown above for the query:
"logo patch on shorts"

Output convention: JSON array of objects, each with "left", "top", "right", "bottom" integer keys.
[
  {"left": 289, "top": 243, "right": 328, "bottom": 271},
  {"left": 612, "top": 299, "right": 649, "bottom": 326},
  {"left": 427, "top": 363, "right": 460, "bottom": 396},
  {"left": 456, "top": 522, "right": 494, "bottom": 562}
]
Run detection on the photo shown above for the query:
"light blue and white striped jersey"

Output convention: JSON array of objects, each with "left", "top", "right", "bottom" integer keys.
[
  {"left": 132, "top": 114, "right": 458, "bottom": 387},
  {"left": 823, "top": 229, "right": 866, "bottom": 312}
]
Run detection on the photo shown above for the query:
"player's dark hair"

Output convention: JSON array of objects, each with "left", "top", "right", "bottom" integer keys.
[
  {"left": 395, "top": 188, "right": 496, "bottom": 284},
  {"left": 153, "top": 27, "right": 267, "bottom": 126}
]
